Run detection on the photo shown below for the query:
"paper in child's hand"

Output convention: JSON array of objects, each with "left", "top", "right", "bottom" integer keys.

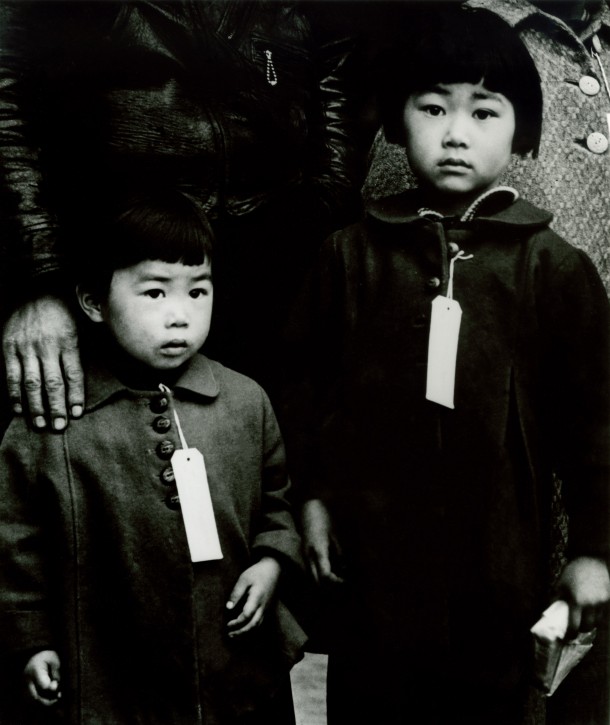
[{"left": 530, "top": 600, "right": 596, "bottom": 696}]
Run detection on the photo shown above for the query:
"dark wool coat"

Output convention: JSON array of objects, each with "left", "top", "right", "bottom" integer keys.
[
  {"left": 285, "top": 190, "right": 610, "bottom": 715},
  {"left": 0, "top": 354, "right": 305, "bottom": 725}
]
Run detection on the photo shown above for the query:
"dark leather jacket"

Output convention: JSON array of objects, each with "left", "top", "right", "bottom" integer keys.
[{"left": 0, "top": 1, "right": 362, "bottom": 288}]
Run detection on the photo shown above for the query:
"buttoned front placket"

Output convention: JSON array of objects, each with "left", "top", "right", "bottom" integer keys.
[{"left": 148, "top": 388, "right": 182, "bottom": 511}]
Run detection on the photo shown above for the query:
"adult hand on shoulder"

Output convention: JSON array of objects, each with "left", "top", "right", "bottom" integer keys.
[
  {"left": 302, "top": 498, "right": 344, "bottom": 585},
  {"left": 226, "top": 556, "right": 281, "bottom": 637},
  {"left": 2, "top": 295, "right": 84, "bottom": 430},
  {"left": 24, "top": 650, "right": 61, "bottom": 705},
  {"left": 557, "top": 556, "right": 610, "bottom": 636}
]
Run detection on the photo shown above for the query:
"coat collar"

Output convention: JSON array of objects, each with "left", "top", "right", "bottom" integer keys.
[
  {"left": 84, "top": 353, "right": 220, "bottom": 412},
  {"left": 366, "top": 188, "right": 553, "bottom": 230}
]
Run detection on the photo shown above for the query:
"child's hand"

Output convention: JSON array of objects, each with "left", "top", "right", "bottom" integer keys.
[
  {"left": 226, "top": 556, "right": 281, "bottom": 637},
  {"left": 556, "top": 556, "right": 610, "bottom": 636},
  {"left": 24, "top": 650, "right": 61, "bottom": 705},
  {"left": 302, "top": 498, "right": 344, "bottom": 585}
]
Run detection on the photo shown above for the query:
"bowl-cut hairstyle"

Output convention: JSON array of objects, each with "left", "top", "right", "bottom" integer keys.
[{"left": 376, "top": 7, "right": 543, "bottom": 157}]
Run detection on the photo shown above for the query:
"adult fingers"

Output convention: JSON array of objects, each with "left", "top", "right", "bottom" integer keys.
[
  {"left": 61, "top": 346, "right": 84, "bottom": 419},
  {"left": 40, "top": 352, "right": 68, "bottom": 430},
  {"left": 21, "top": 354, "right": 46, "bottom": 429},
  {"left": 3, "top": 339, "right": 23, "bottom": 415}
]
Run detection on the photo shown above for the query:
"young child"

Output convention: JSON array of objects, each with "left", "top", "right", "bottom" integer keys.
[
  {"left": 0, "top": 190, "right": 305, "bottom": 724},
  {"left": 289, "top": 8, "right": 610, "bottom": 724}
]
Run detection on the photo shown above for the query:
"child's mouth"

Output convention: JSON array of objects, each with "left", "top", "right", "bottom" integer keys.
[
  {"left": 161, "top": 341, "right": 189, "bottom": 355},
  {"left": 439, "top": 158, "right": 472, "bottom": 169}
]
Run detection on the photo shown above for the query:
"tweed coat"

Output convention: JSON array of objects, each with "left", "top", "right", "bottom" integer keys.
[
  {"left": 363, "top": 0, "right": 610, "bottom": 293},
  {"left": 0, "top": 353, "right": 305, "bottom": 724},
  {"left": 286, "top": 190, "right": 610, "bottom": 712}
]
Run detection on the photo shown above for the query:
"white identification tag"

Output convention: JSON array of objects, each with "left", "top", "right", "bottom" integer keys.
[
  {"left": 160, "top": 398, "right": 223, "bottom": 563},
  {"left": 172, "top": 447, "right": 223, "bottom": 562},
  {"left": 426, "top": 295, "right": 462, "bottom": 409}
]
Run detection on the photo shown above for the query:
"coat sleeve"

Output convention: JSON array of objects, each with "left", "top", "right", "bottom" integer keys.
[
  {"left": 0, "top": 419, "right": 56, "bottom": 657},
  {"left": 0, "top": 2, "right": 64, "bottom": 296},
  {"left": 250, "top": 388, "right": 303, "bottom": 572},
  {"left": 538, "top": 245, "right": 610, "bottom": 562}
]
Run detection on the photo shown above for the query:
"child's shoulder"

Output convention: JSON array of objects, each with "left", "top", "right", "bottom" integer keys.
[
  {"left": 321, "top": 191, "right": 421, "bottom": 259},
  {"left": 193, "top": 354, "right": 272, "bottom": 407}
]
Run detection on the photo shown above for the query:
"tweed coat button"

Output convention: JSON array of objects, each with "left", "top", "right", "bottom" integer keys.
[
  {"left": 160, "top": 466, "right": 175, "bottom": 485},
  {"left": 150, "top": 395, "right": 169, "bottom": 413},
  {"left": 427, "top": 276, "right": 441, "bottom": 289},
  {"left": 579, "top": 76, "right": 601, "bottom": 96},
  {"left": 157, "top": 440, "right": 175, "bottom": 460},
  {"left": 165, "top": 493, "right": 180, "bottom": 510},
  {"left": 152, "top": 415, "right": 171, "bottom": 433},
  {"left": 448, "top": 242, "right": 460, "bottom": 255},
  {"left": 586, "top": 132, "right": 608, "bottom": 154}
]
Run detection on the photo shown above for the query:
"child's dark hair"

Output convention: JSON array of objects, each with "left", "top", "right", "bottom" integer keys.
[
  {"left": 77, "top": 188, "right": 214, "bottom": 297},
  {"left": 375, "top": 7, "right": 543, "bottom": 156}
]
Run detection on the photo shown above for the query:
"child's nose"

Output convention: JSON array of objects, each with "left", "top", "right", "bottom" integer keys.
[
  {"left": 166, "top": 304, "right": 189, "bottom": 328},
  {"left": 443, "top": 115, "right": 470, "bottom": 148}
]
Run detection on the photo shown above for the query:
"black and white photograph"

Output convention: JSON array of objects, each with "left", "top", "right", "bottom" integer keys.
[{"left": 0, "top": 1, "right": 608, "bottom": 723}]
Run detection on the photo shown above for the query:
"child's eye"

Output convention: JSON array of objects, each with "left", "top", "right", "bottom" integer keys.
[
  {"left": 422, "top": 104, "right": 444, "bottom": 117},
  {"left": 190, "top": 288, "right": 209, "bottom": 299},
  {"left": 144, "top": 289, "right": 164, "bottom": 299},
  {"left": 473, "top": 109, "right": 497, "bottom": 120}
]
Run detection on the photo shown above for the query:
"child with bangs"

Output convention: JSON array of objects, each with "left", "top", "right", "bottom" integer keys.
[
  {"left": 289, "top": 8, "right": 610, "bottom": 724},
  {"left": 0, "top": 189, "right": 305, "bottom": 725}
]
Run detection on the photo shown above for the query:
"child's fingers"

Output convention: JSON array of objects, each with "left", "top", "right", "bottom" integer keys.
[
  {"left": 24, "top": 651, "right": 61, "bottom": 705},
  {"left": 226, "top": 576, "right": 250, "bottom": 612},
  {"left": 567, "top": 604, "right": 582, "bottom": 638},
  {"left": 228, "top": 604, "right": 264, "bottom": 636},
  {"left": 27, "top": 676, "right": 61, "bottom": 706},
  {"left": 227, "top": 586, "right": 264, "bottom": 632}
]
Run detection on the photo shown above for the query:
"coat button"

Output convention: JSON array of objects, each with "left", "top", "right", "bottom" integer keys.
[
  {"left": 150, "top": 395, "right": 169, "bottom": 413},
  {"left": 165, "top": 493, "right": 180, "bottom": 510},
  {"left": 426, "top": 276, "right": 441, "bottom": 289},
  {"left": 152, "top": 416, "right": 171, "bottom": 433},
  {"left": 586, "top": 132, "right": 608, "bottom": 154},
  {"left": 160, "top": 466, "right": 175, "bottom": 485},
  {"left": 157, "top": 440, "right": 175, "bottom": 460},
  {"left": 447, "top": 242, "right": 460, "bottom": 254},
  {"left": 579, "top": 75, "right": 601, "bottom": 96}
]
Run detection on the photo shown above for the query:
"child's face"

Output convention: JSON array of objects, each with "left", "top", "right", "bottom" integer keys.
[
  {"left": 100, "top": 259, "right": 213, "bottom": 370},
  {"left": 402, "top": 81, "right": 515, "bottom": 210}
]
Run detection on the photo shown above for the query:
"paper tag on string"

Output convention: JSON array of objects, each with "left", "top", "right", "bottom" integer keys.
[
  {"left": 167, "top": 402, "right": 222, "bottom": 563},
  {"left": 172, "top": 448, "right": 223, "bottom": 562},
  {"left": 426, "top": 295, "right": 462, "bottom": 409}
]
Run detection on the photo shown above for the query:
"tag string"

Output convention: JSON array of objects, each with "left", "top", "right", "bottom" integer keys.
[
  {"left": 173, "top": 409, "right": 189, "bottom": 451},
  {"left": 447, "top": 251, "right": 473, "bottom": 300},
  {"left": 159, "top": 383, "right": 189, "bottom": 450},
  {"left": 592, "top": 35, "right": 610, "bottom": 102}
]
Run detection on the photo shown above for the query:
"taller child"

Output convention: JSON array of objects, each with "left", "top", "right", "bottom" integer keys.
[{"left": 290, "top": 8, "right": 610, "bottom": 724}]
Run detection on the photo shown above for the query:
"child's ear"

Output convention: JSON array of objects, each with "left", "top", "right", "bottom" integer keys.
[{"left": 76, "top": 285, "right": 104, "bottom": 323}]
